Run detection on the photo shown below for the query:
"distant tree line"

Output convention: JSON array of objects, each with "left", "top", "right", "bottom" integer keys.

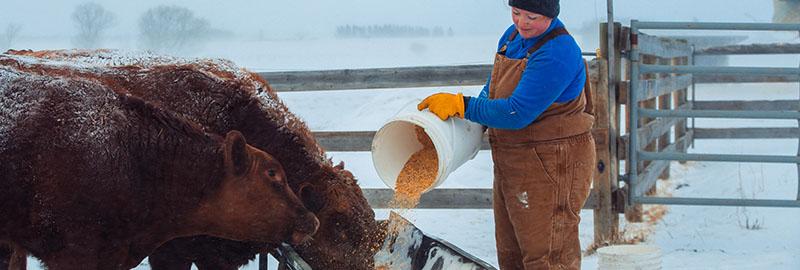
[
  {"left": 72, "top": 2, "right": 115, "bottom": 49},
  {"left": 335, "top": 24, "right": 454, "bottom": 38},
  {"left": 137, "top": 5, "right": 213, "bottom": 52},
  {"left": 1, "top": 23, "right": 22, "bottom": 51},
  {"left": 66, "top": 2, "right": 228, "bottom": 53}
]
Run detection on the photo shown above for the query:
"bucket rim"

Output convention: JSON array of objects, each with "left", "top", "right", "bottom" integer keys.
[{"left": 372, "top": 117, "right": 450, "bottom": 192}]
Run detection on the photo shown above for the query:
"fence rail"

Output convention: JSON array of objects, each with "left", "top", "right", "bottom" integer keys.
[
  {"left": 258, "top": 65, "right": 491, "bottom": 91},
  {"left": 696, "top": 43, "right": 800, "bottom": 55},
  {"left": 694, "top": 100, "right": 797, "bottom": 111},
  {"left": 637, "top": 33, "right": 692, "bottom": 58},
  {"left": 633, "top": 21, "right": 800, "bottom": 31},
  {"left": 695, "top": 74, "right": 799, "bottom": 83},
  {"left": 362, "top": 188, "right": 599, "bottom": 209},
  {"left": 694, "top": 127, "right": 799, "bottom": 139},
  {"left": 639, "top": 65, "right": 800, "bottom": 76},
  {"left": 313, "top": 130, "right": 610, "bottom": 152},
  {"left": 638, "top": 108, "right": 800, "bottom": 119},
  {"left": 634, "top": 196, "right": 800, "bottom": 208},
  {"left": 260, "top": 65, "right": 800, "bottom": 95},
  {"left": 638, "top": 152, "right": 800, "bottom": 163},
  {"left": 632, "top": 74, "right": 693, "bottom": 102}
]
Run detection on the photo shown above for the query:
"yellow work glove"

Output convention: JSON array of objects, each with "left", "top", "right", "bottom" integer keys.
[{"left": 417, "top": 92, "right": 465, "bottom": 121}]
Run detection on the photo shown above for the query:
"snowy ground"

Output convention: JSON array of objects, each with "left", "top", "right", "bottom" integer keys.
[{"left": 15, "top": 35, "right": 800, "bottom": 269}]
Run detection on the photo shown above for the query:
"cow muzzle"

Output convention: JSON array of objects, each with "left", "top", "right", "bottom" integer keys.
[{"left": 291, "top": 212, "right": 320, "bottom": 245}]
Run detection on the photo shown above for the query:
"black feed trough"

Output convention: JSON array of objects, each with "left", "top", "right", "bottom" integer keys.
[{"left": 268, "top": 212, "right": 496, "bottom": 270}]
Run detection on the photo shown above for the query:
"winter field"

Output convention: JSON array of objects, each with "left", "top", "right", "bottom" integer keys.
[{"left": 10, "top": 33, "right": 800, "bottom": 269}]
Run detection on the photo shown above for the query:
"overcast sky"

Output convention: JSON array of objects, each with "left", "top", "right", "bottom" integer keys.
[{"left": 0, "top": 0, "right": 779, "bottom": 38}]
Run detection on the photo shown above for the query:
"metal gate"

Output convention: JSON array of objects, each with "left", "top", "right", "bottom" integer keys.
[{"left": 628, "top": 21, "right": 800, "bottom": 207}]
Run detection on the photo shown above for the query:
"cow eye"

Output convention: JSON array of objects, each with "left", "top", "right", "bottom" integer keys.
[
  {"left": 267, "top": 169, "right": 276, "bottom": 177},
  {"left": 271, "top": 181, "right": 283, "bottom": 190}
]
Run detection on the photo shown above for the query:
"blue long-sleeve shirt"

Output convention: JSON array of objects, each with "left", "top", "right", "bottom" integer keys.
[{"left": 465, "top": 19, "right": 586, "bottom": 130}]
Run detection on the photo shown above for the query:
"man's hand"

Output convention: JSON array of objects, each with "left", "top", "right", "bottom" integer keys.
[{"left": 417, "top": 92, "right": 465, "bottom": 121}]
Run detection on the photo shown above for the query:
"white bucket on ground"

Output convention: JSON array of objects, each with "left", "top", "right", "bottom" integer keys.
[
  {"left": 371, "top": 100, "right": 484, "bottom": 192},
  {"left": 597, "top": 245, "right": 662, "bottom": 270}
]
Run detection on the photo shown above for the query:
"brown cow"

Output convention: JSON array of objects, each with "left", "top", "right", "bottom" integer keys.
[
  {"left": 0, "top": 242, "right": 24, "bottom": 270},
  {"left": 0, "top": 67, "right": 319, "bottom": 270},
  {"left": 1, "top": 49, "right": 382, "bottom": 269},
  {"left": 147, "top": 236, "right": 265, "bottom": 269}
]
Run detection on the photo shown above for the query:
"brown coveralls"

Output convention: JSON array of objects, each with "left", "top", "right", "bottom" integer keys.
[{"left": 489, "top": 28, "right": 596, "bottom": 270}]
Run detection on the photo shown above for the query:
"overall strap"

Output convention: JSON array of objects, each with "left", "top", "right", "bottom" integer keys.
[
  {"left": 498, "top": 27, "right": 570, "bottom": 57},
  {"left": 498, "top": 30, "right": 519, "bottom": 55},
  {"left": 526, "top": 27, "right": 569, "bottom": 58}
]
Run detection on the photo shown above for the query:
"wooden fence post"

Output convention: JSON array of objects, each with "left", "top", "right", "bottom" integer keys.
[
  {"left": 641, "top": 54, "right": 658, "bottom": 188},
  {"left": 658, "top": 57, "right": 672, "bottom": 179},
  {"left": 593, "top": 23, "right": 621, "bottom": 247},
  {"left": 674, "top": 56, "right": 690, "bottom": 159}
]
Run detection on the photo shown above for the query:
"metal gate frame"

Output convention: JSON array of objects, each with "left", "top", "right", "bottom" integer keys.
[{"left": 628, "top": 21, "right": 800, "bottom": 208}]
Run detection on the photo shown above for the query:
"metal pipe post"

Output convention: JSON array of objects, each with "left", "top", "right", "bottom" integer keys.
[
  {"left": 690, "top": 45, "right": 696, "bottom": 149},
  {"left": 607, "top": 0, "right": 618, "bottom": 190}
]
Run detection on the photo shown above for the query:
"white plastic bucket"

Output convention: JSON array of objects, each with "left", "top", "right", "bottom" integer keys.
[
  {"left": 371, "top": 100, "right": 484, "bottom": 193},
  {"left": 597, "top": 245, "right": 662, "bottom": 270}
]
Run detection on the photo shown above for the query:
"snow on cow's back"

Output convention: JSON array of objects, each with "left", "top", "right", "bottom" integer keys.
[
  {"left": 4, "top": 49, "right": 292, "bottom": 121},
  {"left": 0, "top": 67, "right": 42, "bottom": 151},
  {"left": 5, "top": 49, "right": 267, "bottom": 90},
  {"left": 2, "top": 49, "right": 325, "bottom": 165},
  {"left": 0, "top": 65, "right": 123, "bottom": 157}
]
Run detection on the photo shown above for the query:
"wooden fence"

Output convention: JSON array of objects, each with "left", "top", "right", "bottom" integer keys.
[{"left": 257, "top": 65, "right": 606, "bottom": 210}]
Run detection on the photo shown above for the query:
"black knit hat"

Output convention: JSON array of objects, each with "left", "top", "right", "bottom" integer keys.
[{"left": 508, "top": 0, "right": 559, "bottom": 18}]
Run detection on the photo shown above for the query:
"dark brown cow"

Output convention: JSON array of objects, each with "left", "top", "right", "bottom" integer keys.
[
  {"left": 2, "top": 49, "right": 382, "bottom": 269},
  {"left": 146, "top": 237, "right": 262, "bottom": 269},
  {"left": 0, "top": 67, "right": 319, "bottom": 270},
  {"left": 0, "top": 242, "right": 24, "bottom": 270}
]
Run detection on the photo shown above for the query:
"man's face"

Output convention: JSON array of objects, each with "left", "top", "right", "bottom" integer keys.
[{"left": 511, "top": 7, "right": 553, "bottom": 39}]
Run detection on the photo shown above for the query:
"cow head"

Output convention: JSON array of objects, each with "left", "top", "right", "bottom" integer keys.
[
  {"left": 194, "top": 131, "right": 319, "bottom": 246},
  {"left": 292, "top": 162, "right": 383, "bottom": 269}
]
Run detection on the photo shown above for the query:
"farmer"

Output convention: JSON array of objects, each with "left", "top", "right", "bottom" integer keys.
[{"left": 417, "top": 0, "right": 595, "bottom": 269}]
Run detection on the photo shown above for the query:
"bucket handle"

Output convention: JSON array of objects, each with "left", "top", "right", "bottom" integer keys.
[{"left": 449, "top": 118, "right": 456, "bottom": 147}]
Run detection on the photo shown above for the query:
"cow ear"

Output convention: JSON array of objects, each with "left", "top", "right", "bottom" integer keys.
[
  {"left": 297, "top": 182, "right": 322, "bottom": 212},
  {"left": 223, "top": 131, "right": 250, "bottom": 177},
  {"left": 334, "top": 161, "right": 345, "bottom": 170}
]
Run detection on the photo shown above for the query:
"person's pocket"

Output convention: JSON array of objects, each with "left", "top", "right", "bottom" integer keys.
[
  {"left": 533, "top": 143, "right": 561, "bottom": 186},
  {"left": 567, "top": 139, "right": 596, "bottom": 218},
  {"left": 492, "top": 146, "right": 556, "bottom": 210}
]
